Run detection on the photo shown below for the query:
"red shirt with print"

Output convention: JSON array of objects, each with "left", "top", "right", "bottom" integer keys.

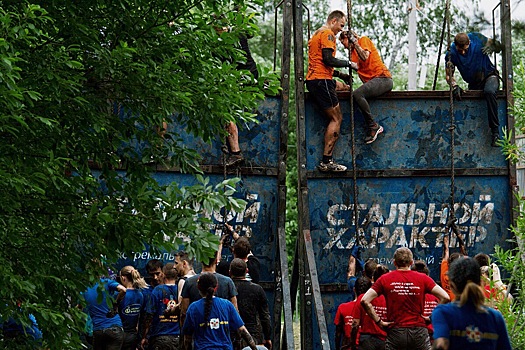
[
  {"left": 334, "top": 300, "right": 358, "bottom": 340},
  {"left": 423, "top": 293, "right": 439, "bottom": 335},
  {"left": 372, "top": 269, "right": 436, "bottom": 328}
]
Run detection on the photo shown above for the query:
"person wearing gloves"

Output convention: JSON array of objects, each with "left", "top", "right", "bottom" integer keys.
[
  {"left": 432, "top": 257, "right": 511, "bottom": 350},
  {"left": 339, "top": 30, "right": 393, "bottom": 145},
  {"left": 305, "top": 10, "right": 358, "bottom": 172},
  {"left": 474, "top": 253, "right": 513, "bottom": 307},
  {"left": 445, "top": 32, "right": 503, "bottom": 147}
]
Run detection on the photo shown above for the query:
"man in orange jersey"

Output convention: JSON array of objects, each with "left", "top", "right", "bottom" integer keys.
[
  {"left": 340, "top": 31, "right": 393, "bottom": 144},
  {"left": 306, "top": 10, "right": 356, "bottom": 172}
]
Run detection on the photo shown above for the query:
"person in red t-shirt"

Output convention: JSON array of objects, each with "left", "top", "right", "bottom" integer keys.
[
  {"left": 339, "top": 30, "right": 392, "bottom": 145},
  {"left": 334, "top": 295, "right": 358, "bottom": 350},
  {"left": 334, "top": 276, "right": 372, "bottom": 350},
  {"left": 361, "top": 247, "right": 449, "bottom": 350},
  {"left": 411, "top": 260, "right": 439, "bottom": 343},
  {"left": 352, "top": 267, "right": 389, "bottom": 350}
]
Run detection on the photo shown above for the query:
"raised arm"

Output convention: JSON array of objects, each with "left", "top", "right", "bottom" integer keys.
[
  {"left": 445, "top": 61, "right": 456, "bottom": 87},
  {"left": 431, "top": 284, "right": 450, "bottom": 304}
]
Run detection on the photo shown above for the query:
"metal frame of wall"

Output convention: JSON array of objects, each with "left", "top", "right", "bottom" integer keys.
[
  {"left": 275, "top": 0, "right": 296, "bottom": 349},
  {"left": 293, "top": 0, "right": 515, "bottom": 348}
]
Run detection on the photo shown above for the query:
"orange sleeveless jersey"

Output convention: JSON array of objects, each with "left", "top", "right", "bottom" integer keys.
[
  {"left": 306, "top": 28, "right": 337, "bottom": 81},
  {"left": 351, "top": 36, "right": 391, "bottom": 83}
]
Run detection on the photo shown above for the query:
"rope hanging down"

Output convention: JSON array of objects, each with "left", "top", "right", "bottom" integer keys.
[
  {"left": 346, "top": 0, "right": 361, "bottom": 243},
  {"left": 444, "top": 0, "right": 466, "bottom": 253}
]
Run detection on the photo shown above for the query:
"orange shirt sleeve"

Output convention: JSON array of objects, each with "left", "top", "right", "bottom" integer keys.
[{"left": 306, "top": 29, "right": 337, "bottom": 80}]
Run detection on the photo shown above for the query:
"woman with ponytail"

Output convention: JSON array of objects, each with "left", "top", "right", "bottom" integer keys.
[
  {"left": 118, "top": 265, "right": 147, "bottom": 350},
  {"left": 182, "top": 272, "right": 258, "bottom": 350},
  {"left": 431, "top": 257, "right": 511, "bottom": 350}
]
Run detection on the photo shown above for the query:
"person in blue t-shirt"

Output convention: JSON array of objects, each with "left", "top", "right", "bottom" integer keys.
[
  {"left": 431, "top": 257, "right": 512, "bottom": 350},
  {"left": 0, "top": 312, "right": 42, "bottom": 348},
  {"left": 141, "top": 263, "right": 181, "bottom": 350},
  {"left": 117, "top": 266, "right": 148, "bottom": 350},
  {"left": 445, "top": 32, "right": 503, "bottom": 147},
  {"left": 83, "top": 278, "right": 126, "bottom": 350},
  {"left": 182, "top": 272, "right": 257, "bottom": 350}
]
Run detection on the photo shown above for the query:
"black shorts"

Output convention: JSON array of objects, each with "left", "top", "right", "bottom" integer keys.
[{"left": 306, "top": 79, "right": 339, "bottom": 110}]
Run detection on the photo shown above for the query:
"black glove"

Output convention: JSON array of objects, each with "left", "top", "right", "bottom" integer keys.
[
  {"left": 452, "top": 85, "right": 463, "bottom": 101},
  {"left": 482, "top": 39, "right": 503, "bottom": 55},
  {"left": 333, "top": 70, "right": 351, "bottom": 84}
]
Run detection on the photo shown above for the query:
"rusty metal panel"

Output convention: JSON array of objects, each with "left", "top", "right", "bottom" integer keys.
[
  {"left": 114, "top": 94, "right": 283, "bottom": 274},
  {"left": 309, "top": 176, "right": 511, "bottom": 280},
  {"left": 305, "top": 93, "right": 507, "bottom": 171},
  {"left": 174, "top": 97, "right": 282, "bottom": 168},
  {"left": 302, "top": 93, "right": 514, "bottom": 349}
]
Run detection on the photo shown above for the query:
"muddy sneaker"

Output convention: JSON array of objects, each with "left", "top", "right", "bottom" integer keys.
[
  {"left": 318, "top": 159, "right": 347, "bottom": 172},
  {"left": 364, "top": 124, "right": 384, "bottom": 144},
  {"left": 225, "top": 153, "right": 244, "bottom": 167}
]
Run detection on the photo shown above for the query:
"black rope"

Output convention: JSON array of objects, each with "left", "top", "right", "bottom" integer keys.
[
  {"left": 444, "top": 0, "right": 465, "bottom": 253},
  {"left": 432, "top": 9, "right": 447, "bottom": 90},
  {"left": 346, "top": 0, "right": 360, "bottom": 240}
]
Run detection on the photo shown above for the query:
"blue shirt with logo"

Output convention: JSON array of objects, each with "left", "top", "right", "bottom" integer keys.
[
  {"left": 432, "top": 301, "right": 511, "bottom": 350},
  {"left": 183, "top": 297, "right": 244, "bottom": 350},
  {"left": 146, "top": 284, "right": 180, "bottom": 337},
  {"left": 119, "top": 288, "right": 145, "bottom": 333}
]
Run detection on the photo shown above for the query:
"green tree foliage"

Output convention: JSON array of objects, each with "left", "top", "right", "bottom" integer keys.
[
  {"left": 492, "top": 19, "right": 525, "bottom": 349},
  {"left": 348, "top": 0, "right": 474, "bottom": 89},
  {"left": 0, "top": 0, "right": 278, "bottom": 347}
]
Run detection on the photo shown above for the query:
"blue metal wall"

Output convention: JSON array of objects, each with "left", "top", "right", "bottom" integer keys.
[
  {"left": 114, "top": 97, "right": 282, "bottom": 274},
  {"left": 303, "top": 92, "right": 513, "bottom": 349},
  {"left": 305, "top": 94, "right": 507, "bottom": 170},
  {"left": 176, "top": 97, "right": 282, "bottom": 167},
  {"left": 110, "top": 96, "right": 285, "bottom": 342}
]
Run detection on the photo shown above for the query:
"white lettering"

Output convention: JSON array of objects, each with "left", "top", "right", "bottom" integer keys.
[
  {"left": 323, "top": 227, "right": 348, "bottom": 249},
  {"left": 327, "top": 204, "right": 347, "bottom": 226},
  {"left": 409, "top": 227, "right": 430, "bottom": 248}
]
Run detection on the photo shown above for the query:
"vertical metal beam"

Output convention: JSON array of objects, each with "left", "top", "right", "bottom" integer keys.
[
  {"left": 292, "top": 0, "right": 310, "bottom": 347},
  {"left": 293, "top": 1, "right": 330, "bottom": 349},
  {"left": 273, "top": 0, "right": 295, "bottom": 349},
  {"left": 500, "top": 0, "right": 518, "bottom": 225},
  {"left": 407, "top": 0, "right": 417, "bottom": 90}
]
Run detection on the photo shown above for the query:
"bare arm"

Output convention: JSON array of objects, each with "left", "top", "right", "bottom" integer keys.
[
  {"left": 442, "top": 234, "right": 449, "bottom": 261},
  {"left": 229, "top": 296, "right": 238, "bottom": 310},
  {"left": 183, "top": 334, "right": 193, "bottom": 350},
  {"left": 361, "top": 289, "right": 392, "bottom": 328},
  {"left": 350, "top": 318, "right": 359, "bottom": 350},
  {"left": 140, "top": 313, "right": 154, "bottom": 349},
  {"left": 340, "top": 36, "right": 370, "bottom": 61},
  {"left": 238, "top": 325, "right": 257, "bottom": 350},
  {"left": 361, "top": 289, "right": 379, "bottom": 322},
  {"left": 445, "top": 61, "right": 456, "bottom": 87},
  {"left": 351, "top": 41, "right": 370, "bottom": 61},
  {"left": 177, "top": 279, "right": 185, "bottom": 302},
  {"left": 180, "top": 297, "right": 190, "bottom": 327},
  {"left": 433, "top": 337, "right": 449, "bottom": 350},
  {"left": 431, "top": 285, "right": 450, "bottom": 304}
]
